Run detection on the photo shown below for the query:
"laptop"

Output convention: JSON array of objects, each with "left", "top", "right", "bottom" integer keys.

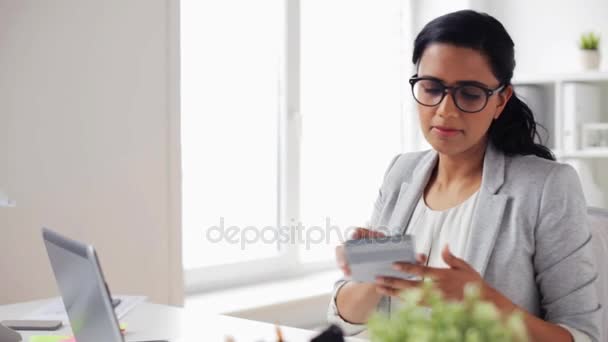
[
  {"left": 0, "top": 323, "right": 21, "bottom": 342},
  {"left": 42, "top": 227, "right": 126, "bottom": 342}
]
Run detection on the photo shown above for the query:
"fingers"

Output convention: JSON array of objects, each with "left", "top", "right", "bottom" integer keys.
[
  {"left": 392, "top": 262, "right": 442, "bottom": 279},
  {"left": 375, "top": 277, "right": 421, "bottom": 297},
  {"left": 376, "top": 276, "right": 419, "bottom": 288},
  {"left": 441, "top": 245, "right": 470, "bottom": 270},
  {"left": 351, "top": 227, "right": 386, "bottom": 240},
  {"left": 416, "top": 253, "right": 428, "bottom": 265},
  {"left": 368, "top": 229, "right": 386, "bottom": 238},
  {"left": 350, "top": 228, "right": 366, "bottom": 240}
]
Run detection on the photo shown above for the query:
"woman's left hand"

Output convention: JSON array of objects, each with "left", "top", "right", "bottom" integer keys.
[{"left": 375, "top": 245, "right": 487, "bottom": 301}]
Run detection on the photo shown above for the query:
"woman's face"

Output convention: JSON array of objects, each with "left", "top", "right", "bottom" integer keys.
[{"left": 415, "top": 43, "right": 512, "bottom": 156}]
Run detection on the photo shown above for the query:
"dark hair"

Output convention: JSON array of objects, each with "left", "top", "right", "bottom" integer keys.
[{"left": 412, "top": 10, "right": 555, "bottom": 161}]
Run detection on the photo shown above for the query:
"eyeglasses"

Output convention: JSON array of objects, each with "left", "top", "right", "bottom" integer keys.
[{"left": 408, "top": 75, "right": 505, "bottom": 113}]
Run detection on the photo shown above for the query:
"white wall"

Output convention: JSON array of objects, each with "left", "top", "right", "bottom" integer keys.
[
  {"left": 477, "top": 0, "right": 608, "bottom": 74},
  {"left": 411, "top": 0, "right": 608, "bottom": 74},
  {"left": 411, "top": 0, "right": 472, "bottom": 34},
  {"left": 0, "top": 0, "right": 183, "bottom": 305}
]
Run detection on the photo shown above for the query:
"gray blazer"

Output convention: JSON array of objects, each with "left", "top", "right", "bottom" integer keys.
[{"left": 328, "top": 143, "right": 602, "bottom": 340}]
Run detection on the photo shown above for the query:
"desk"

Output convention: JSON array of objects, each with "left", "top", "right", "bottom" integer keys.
[{"left": 0, "top": 299, "right": 367, "bottom": 342}]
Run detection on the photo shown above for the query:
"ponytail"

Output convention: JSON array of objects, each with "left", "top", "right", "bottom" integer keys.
[{"left": 489, "top": 93, "right": 555, "bottom": 160}]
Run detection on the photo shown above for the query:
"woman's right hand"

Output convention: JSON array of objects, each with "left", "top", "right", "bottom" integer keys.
[
  {"left": 335, "top": 227, "right": 386, "bottom": 277},
  {"left": 333, "top": 228, "right": 427, "bottom": 325}
]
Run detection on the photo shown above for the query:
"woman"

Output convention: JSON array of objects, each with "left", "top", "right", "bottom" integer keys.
[{"left": 328, "top": 10, "right": 601, "bottom": 342}]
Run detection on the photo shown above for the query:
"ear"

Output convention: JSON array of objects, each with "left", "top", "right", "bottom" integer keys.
[{"left": 493, "top": 85, "right": 513, "bottom": 120}]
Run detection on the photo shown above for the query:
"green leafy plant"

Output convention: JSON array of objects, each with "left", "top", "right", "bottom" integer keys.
[
  {"left": 580, "top": 32, "right": 600, "bottom": 50},
  {"left": 367, "top": 280, "right": 528, "bottom": 342}
]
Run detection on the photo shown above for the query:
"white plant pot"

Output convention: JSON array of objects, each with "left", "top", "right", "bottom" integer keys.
[{"left": 580, "top": 50, "right": 601, "bottom": 70}]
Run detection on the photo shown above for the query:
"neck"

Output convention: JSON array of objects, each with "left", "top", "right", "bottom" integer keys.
[{"left": 434, "top": 139, "right": 487, "bottom": 187}]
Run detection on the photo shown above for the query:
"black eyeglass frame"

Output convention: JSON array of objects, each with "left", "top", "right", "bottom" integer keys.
[{"left": 408, "top": 74, "right": 506, "bottom": 113}]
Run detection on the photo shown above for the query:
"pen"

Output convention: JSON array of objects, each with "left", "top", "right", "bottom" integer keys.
[{"left": 275, "top": 324, "right": 284, "bottom": 342}]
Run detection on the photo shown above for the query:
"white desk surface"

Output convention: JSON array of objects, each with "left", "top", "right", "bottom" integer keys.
[{"left": 0, "top": 299, "right": 367, "bottom": 342}]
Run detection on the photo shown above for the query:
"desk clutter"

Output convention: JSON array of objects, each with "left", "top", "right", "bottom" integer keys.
[
  {"left": 27, "top": 324, "right": 127, "bottom": 342},
  {"left": 309, "top": 325, "right": 345, "bottom": 342},
  {"left": 29, "top": 337, "right": 73, "bottom": 342},
  {"left": 0, "top": 229, "right": 354, "bottom": 342},
  {"left": 222, "top": 324, "right": 345, "bottom": 342},
  {"left": 23, "top": 296, "right": 145, "bottom": 326},
  {"left": 17, "top": 324, "right": 344, "bottom": 342}
]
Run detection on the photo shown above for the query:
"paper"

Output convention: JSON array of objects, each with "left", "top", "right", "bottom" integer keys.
[
  {"left": 28, "top": 336, "right": 71, "bottom": 342},
  {"left": 28, "top": 323, "right": 126, "bottom": 342},
  {"left": 345, "top": 235, "right": 418, "bottom": 283},
  {"left": 23, "top": 295, "right": 146, "bottom": 326}
]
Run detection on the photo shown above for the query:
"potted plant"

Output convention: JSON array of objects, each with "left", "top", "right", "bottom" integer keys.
[
  {"left": 367, "top": 280, "right": 529, "bottom": 342},
  {"left": 579, "top": 32, "right": 601, "bottom": 70}
]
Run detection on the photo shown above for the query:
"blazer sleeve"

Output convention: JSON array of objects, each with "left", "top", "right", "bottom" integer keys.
[
  {"left": 534, "top": 163, "right": 602, "bottom": 341},
  {"left": 326, "top": 154, "right": 401, "bottom": 335}
]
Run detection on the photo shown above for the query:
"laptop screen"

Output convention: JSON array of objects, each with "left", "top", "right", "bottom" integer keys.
[{"left": 43, "top": 228, "right": 123, "bottom": 342}]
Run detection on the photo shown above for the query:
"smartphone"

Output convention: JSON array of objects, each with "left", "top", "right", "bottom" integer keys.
[{"left": 1, "top": 320, "right": 63, "bottom": 331}]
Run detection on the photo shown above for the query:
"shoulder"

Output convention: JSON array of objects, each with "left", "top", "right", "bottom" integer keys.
[
  {"left": 379, "top": 150, "right": 433, "bottom": 188},
  {"left": 503, "top": 154, "right": 581, "bottom": 193},
  {"left": 501, "top": 153, "right": 586, "bottom": 229}
]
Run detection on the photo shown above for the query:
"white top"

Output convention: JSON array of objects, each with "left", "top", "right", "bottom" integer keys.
[
  {"left": 388, "top": 190, "right": 479, "bottom": 313},
  {"left": 406, "top": 191, "right": 480, "bottom": 268}
]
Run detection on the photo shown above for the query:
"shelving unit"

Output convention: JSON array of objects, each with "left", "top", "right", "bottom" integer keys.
[
  {"left": 513, "top": 71, "right": 608, "bottom": 85},
  {"left": 555, "top": 149, "right": 608, "bottom": 159},
  {"left": 513, "top": 71, "right": 608, "bottom": 207}
]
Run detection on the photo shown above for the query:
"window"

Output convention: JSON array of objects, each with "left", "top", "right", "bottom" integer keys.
[
  {"left": 299, "top": 0, "right": 406, "bottom": 263},
  {"left": 181, "top": 0, "right": 282, "bottom": 270},
  {"left": 181, "top": 0, "right": 415, "bottom": 292}
]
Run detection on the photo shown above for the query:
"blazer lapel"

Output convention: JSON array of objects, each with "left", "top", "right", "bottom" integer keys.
[
  {"left": 385, "top": 151, "right": 438, "bottom": 234},
  {"left": 463, "top": 143, "right": 509, "bottom": 276}
]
